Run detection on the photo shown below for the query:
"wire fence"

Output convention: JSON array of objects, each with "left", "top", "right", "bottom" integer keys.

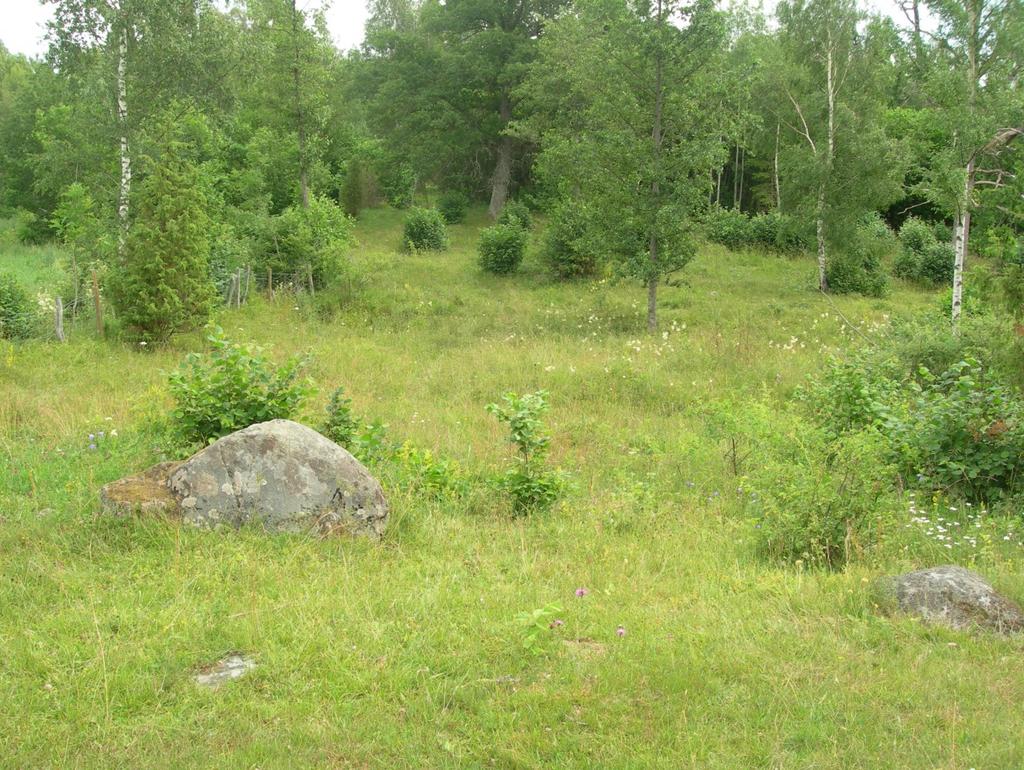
[{"left": 14, "top": 265, "right": 321, "bottom": 343}]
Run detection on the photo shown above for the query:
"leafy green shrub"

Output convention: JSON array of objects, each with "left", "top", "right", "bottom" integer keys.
[
  {"left": 895, "top": 217, "right": 953, "bottom": 286},
  {"left": 486, "top": 391, "right": 565, "bottom": 515},
  {"left": 403, "top": 207, "right": 448, "bottom": 251},
  {"left": 108, "top": 133, "right": 215, "bottom": 343},
  {"left": 14, "top": 209, "right": 49, "bottom": 244},
  {"left": 323, "top": 386, "right": 359, "bottom": 447},
  {"left": 393, "top": 441, "right": 467, "bottom": 496},
  {"left": 919, "top": 242, "right": 955, "bottom": 285},
  {"left": 800, "top": 353, "right": 900, "bottom": 439},
  {"left": 543, "top": 202, "right": 598, "bottom": 279},
  {"left": 478, "top": 223, "right": 528, "bottom": 275},
  {"left": 265, "top": 195, "right": 355, "bottom": 288},
  {"left": 892, "top": 247, "right": 920, "bottom": 281},
  {"left": 498, "top": 200, "right": 532, "bottom": 231},
  {"left": 749, "top": 428, "right": 899, "bottom": 568},
  {"left": 889, "top": 359, "right": 1024, "bottom": 500},
  {"left": 898, "top": 216, "right": 933, "bottom": 256},
  {"left": 826, "top": 216, "right": 892, "bottom": 297},
  {"left": 0, "top": 272, "right": 35, "bottom": 340},
  {"left": 749, "top": 211, "right": 781, "bottom": 250},
  {"left": 704, "top": 207, "right": 753, "bottom": 250},
  {"left": 168, "top": 327, "right": 314, "bottom": 447},
  {"left": 437, "top": 191, "right": 469, "bottom": 224},
  {"left": 341, "top": 159, "right": 377, "bottom": 217},
  {"left": 378, "top": 161, "right": 415, "bottom": 209}
]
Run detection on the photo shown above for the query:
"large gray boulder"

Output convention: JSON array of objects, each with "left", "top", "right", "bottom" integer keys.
[
  {"left": 101, "top": 419, "right": 387, "bottom": 538},
  {"left": 876, "top": 565, "right": 1024, "bottom": 634}
]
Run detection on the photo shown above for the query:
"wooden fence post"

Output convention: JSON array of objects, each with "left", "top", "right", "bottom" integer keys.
[
  {"left": 54, "top": 297, "right": 65, "bottom": 342},
  {"left": 307, "top": 264, "right": 315, "bottom": 296},
  {"left": 268, "top": 267, "right": 273, "bottom": 298},
  {"left": 91, "top": 270, "right": 103, "bottom": 337}
]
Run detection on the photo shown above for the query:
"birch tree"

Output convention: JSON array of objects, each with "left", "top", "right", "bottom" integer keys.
[
  {"left": 772, "top": 0, "right": 900, "bottom": 291},
  {"left": 523, "top": 0, "right": 726, "bottom": 331},
  {"left": 919, "top": 0, "right": 1023, "bottom": 325}
]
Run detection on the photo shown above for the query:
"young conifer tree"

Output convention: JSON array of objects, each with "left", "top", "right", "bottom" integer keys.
[{"left": 109, "top": 119, "right": 215, "bottom": 343}]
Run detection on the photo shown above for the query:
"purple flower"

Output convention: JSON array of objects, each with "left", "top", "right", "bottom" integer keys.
[
  {"left": 88, "top": 443, "right": 97, "bottom": 451},
  {"left": 575, "top": 587, "right": 589, "bottom": 597},
  {"left": 616, "top": 626, "right": 626, "bottom": 637},
  {"left": 549, "top": 619, "right": 564, "bottom": 629},
  {"left": 88, "top": 434, "right": 95, "bottom": 441}
]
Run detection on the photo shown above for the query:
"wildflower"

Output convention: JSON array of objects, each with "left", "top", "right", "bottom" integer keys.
[
  {"left": 616, "top": 626, "right": 626, "bottom": 637},
  {"left": 549, "top": 619, "right": 564, "bottom": 629},
  {"left": 88, "top": 443, "right": 96, "bottom": 451},
  {"left": 139, "top": 341, "right": 147, "bottom": 347},
  {"left": 575, "top": 587, "right": 589, "bottom": 597}
]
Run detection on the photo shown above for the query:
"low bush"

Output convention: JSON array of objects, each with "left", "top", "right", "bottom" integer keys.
[
  {"left": 403, "top": 207, "right": 448, "bottom": 251},
  {"left": 498, "top": 200, "right": 532, "bottom": 231},
  {"left": 0, "top": 273, "right": 36, "bottom": 340},
  {"left": 826, "top": 215, "right": 892, "bottom": 297},
  {"left": 919, "top": 242, "right": 955, "bottom": 285},
  {"left": 889, "top": 358, "right": 1024, "bottom": 500},
  {"left": 749, "top": 427, "right": 900, "bottom": 568},
  {"left": 323, "top": 386, "right": 360, "bottom": 447},
  {"left": 704, "top": 207, "right": 752, "bottom": 250},
  {"left": 437, "top": 191, "right": 469, "bottom": 224},
  {"left": 705, "top": 207, "right": 810, "bottom": 253},
  {"left": 265, "top": 195, "right": 355, "bottom": 288},
  {"left": 543, "top": 202, "right": 599, "bottom": 279},
  {"left": 168, "top": 327, "right": 314, "bottom": 448},
  {"left": 478, "top": 223, "right": 527, "bottom": 275},
  {"left": 486, "top": 391, "right": 565, "bottom": 515},
  {"left": 894, "top": 217, "right": 953, "bottom": 286},
  {"left": 803, "top": 335, "right": 1024, "bottom": 502}
]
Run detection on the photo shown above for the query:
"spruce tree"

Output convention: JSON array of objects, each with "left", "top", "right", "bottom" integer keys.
[{"left": 110, "top": 128, "right": 215, "bottom": 343}]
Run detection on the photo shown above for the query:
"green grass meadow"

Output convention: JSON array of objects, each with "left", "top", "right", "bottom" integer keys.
[{"left": 2, "top": 209, "right": 1023, "bottom": 768}]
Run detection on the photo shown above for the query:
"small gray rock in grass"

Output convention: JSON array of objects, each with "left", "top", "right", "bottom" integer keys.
[
  {"left": 100, "top": 419, "right": 388, "bottom": 538},
  {"left": 194, "top": 654, "right": 256, "bottom": 689},
  {"left": 875, "top": 565, "right": 1024, "bottom": 634}
]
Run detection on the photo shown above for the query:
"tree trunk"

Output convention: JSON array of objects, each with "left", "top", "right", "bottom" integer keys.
[
  {"left": 647, "top": 0, "right": 664, "bottom": 333},
  {"left": 488, "top": 94, "right": 513, "bottom": 219},
  {"left": 732, "top": 143, "right": 740, "bottom": 208},
  {"left": 773, "top": 121, "right": 781, "bottom": 210},
  {"left": 817, "top": 35, "right": 836, "bottom": 293},
  {"left": 116, "top": 23, "right": 131, "bottom": 255},
  {"left": 737, "top": 145, "right": 745, "bottom": 211},
  {"left": 951, "top": 159, "right": 974, "bottom": 326},
  {"left": 816, "top": 183, "right": 828, "bottom": 292},
  {"left": 291, "top": 0, "right": 309, "bottom": 208}
]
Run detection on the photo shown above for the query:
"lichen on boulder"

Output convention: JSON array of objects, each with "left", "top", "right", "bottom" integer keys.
[
  {"left": 99, "top": 420, "right": 388, "bottom": 538},
  {"left": 875, "top": 565, "right": 1024, "bottom": 635}
]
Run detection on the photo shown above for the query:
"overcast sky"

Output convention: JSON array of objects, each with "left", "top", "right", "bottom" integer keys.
[
  {"left": 0, "top": 0, "right": 370, "bottom": 58},
  {"left": 2, "top": 0, "right": 922, "bottom": 60}
]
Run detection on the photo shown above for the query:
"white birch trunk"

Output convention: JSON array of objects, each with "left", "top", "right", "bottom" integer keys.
[
  {"left": 773, "top": 121, "right": 781, "bottom": 210},
  {"left": 117, "top": 24, "right": 131, "bottom": 254},
  {"left": 951, "top": 160, "right": 974, "bottom": 326}
]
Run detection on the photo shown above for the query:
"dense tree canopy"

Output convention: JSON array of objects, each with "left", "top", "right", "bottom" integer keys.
[{"left": 0, "top": 0, "right": 1021, "bottom": 330}]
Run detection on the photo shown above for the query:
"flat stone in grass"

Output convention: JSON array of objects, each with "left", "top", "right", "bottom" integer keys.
[
  {"left": 99, "top": 461, "right": 183, "bottom": 517},
  {"left": 876, "top": 565, "right": 1024, "bottom": 635},
  {"left": 99, "top": 419, "right": 388, "bottom": 538},
  {"left": 194, "top": 654, "right": 256, "bottom": 689}
]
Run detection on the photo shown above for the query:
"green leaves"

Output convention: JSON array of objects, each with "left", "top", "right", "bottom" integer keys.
[
  {"left": 486, "top": 390, "right": 565, "bottom": 515},
  {"left": 167, "top": 326, "right": 314, "bottom": 449}
]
